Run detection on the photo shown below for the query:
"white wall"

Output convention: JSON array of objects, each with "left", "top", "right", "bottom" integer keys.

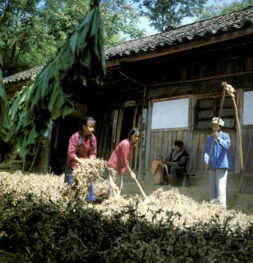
[
  {"left": 151, "top": 98, "right": 189, "bottom": 129},
  {"left": 243, "top": 91, "right": 253, "bottom": 125}
]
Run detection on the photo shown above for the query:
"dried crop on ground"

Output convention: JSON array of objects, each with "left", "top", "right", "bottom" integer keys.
[{"left": 0, "top": 159, "right": 252, "bottom": 262}]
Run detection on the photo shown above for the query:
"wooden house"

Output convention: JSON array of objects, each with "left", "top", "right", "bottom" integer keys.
[{"left": 3, "top": 7, "right": 253, "bottom": 179}]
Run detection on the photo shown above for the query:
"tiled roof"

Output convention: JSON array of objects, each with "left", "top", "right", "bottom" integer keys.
[
  {"left": 3, "top": 66, "right": 44, "bottom": 84},
  {"left": 105, "top": 6, "right": 253, "bottom": 60},
  {"left": 3, "top": 6, "right": 253, "bottom": 84}
]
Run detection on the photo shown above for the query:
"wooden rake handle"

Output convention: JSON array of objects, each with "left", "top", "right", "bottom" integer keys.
[{"left": 133, "top": 176, "right": 148, "bottom": 199}]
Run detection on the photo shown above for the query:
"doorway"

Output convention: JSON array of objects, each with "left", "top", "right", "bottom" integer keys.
[
  {"left": 50, "top": 116, "right": 81, "bottom": 174},
  {"left": 120, "top": 107, "right": 135, "bottom": 141}
]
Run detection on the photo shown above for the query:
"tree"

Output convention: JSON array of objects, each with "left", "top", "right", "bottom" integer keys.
[
  {"left": 135, "top": 0, "right": 207, "bottom": 32},
  {"left": 0, "top": 0, "right": 49, "bottom": 76},
  {"left": 197, "top": 0, "right": 253, "bottom": 20},
  {"left": 42, "top": 0, "right": 145, "bottom": 46},
  {"left": 0, "top": 0, "right": 144, "bottom": 77}
]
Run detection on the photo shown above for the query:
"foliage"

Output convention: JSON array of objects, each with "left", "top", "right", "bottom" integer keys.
[
  {"left": 135, "top": 0, "right": 207, "bottom": 32},
  {"left": 0, "top": 190, "right": 252, "bottom": 262},
  {"left": 197, "top": 0, "right": 253, "bottom": 20},
  {"left": 0, "top": 0, "right": 144, "bottom": 76},
  {"left": 0, "top": 0, "right": 56, "bottom": 76},
  {"left": 0, "top": 70, "right": 13, "bottom": 161},
  {"left": 0, "top": 3, "right": 106, "bottom": 160},
  {"left": 0, "top": 166, "right": 252, "bottom": 262}
]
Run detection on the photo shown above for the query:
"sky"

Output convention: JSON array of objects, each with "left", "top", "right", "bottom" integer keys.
[{"left": 139, "top": 0, "right": 240, "bottom": 36}]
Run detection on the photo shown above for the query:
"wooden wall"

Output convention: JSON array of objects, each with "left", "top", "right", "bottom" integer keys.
[
  {"left": 146, "top": 92, "right": 238, "bottom": 175},
  {"left": 191, "top": 130, "right": 236, "bottom": 171},
  {"left": 149, "top": 129, "right": 188, "bottom": 165},
  {"left": 148, "top": 124, "right": 237, "bottom": 173},
  {"left": 242, "top": 127, "right": 253, "bottom": 173}
]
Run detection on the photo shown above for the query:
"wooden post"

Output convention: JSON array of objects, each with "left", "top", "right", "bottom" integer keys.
[
  {"left": 130, "top": 105, "right": 138, "bottom": 168},
  {"left": 134, "top": 112, "right": 142, "bottom": 170},
  {"left": 138, "top": 85, "right": 148, "bottom": 181},
  {"left": 144, "top": 100, "right": 152, "bottom": 170},
  {"left": 111, "top": 109, "right": 118, "bottom": 150},
  {"left": 115, "top": 108, "right": 124, "bottom": 146},
  {"left": 186, "top": 96, "right": 194, "bottom": 171}
]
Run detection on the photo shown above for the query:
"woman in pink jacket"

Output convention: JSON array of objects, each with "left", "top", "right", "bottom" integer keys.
[
  {"left": 65, "top": 116, "right": 97, "bottom": 202},
  {"left": 107, "top": 128, "right": 140, "bottom": 196}
]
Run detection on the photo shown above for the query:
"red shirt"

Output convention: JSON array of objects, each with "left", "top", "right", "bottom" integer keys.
[
  {"left": 66, "top": 132, "right": 97, "bottom": 170},
  {"left": 108, "top": 139, "right": 136, "bottom": 175}
]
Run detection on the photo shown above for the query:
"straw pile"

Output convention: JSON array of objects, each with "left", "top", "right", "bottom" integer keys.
[{"left": 0, "top": 159, "right": 252, "bottom": 262}]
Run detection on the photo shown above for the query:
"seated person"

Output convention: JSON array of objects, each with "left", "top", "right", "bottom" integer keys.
[{"left": 164, "top": 140, "right": 189, "bottom": 186}]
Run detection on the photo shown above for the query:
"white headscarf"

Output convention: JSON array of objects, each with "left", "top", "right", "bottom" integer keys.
[{"left": 212, "top": 117, "right": 224, "bottom": 126}]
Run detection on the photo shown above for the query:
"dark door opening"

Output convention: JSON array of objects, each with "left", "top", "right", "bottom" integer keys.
[
  {"left": 50, "top": 116, "right": 81, "bottom": 174},
  {"left": 120, "top": 107, "right": 135, "bottom": 141}
]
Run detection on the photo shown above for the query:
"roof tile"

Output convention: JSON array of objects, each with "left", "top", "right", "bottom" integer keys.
[{"left": 3, "top": 6, "right": 253, "bottom": 84}]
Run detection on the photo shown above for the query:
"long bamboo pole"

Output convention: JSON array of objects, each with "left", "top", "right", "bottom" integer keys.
[
  {"left": 231, "top": 97, "right": 244, "bottom": 173},
  {"left": 224, "top": 86, "right": 244, "bottom": 192},
  {"left": 221, "top": 82, "right": 244, "bottom": 193},
  {"left": 206, "top": 86, "right": 226, "bottom": 170}
]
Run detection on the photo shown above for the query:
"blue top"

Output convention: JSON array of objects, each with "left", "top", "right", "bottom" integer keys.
[{"left": 204, "top": 131, "right": 233, "bottom": 170}]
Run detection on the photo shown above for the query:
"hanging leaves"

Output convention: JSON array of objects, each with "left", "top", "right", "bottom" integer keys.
[
  {"left": 0, "top": 70, "right": 14, "bottom": 162},
  {"left": 0, "top": 5, "right": 106, "bottom": 159}
]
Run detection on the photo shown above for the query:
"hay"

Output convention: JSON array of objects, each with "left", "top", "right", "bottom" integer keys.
[
  {"left": 0, "top": 159, "right": 252, "bottom": 262},
  {"left": 61, "top": 159, "right": 108, "bottom": 203},
  {"left": 0, "top": 159, "right": 252, "bottom": 229}
]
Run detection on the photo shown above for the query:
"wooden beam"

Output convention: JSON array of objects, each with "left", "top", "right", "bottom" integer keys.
[
  {"left": 148, "top": 72, "right": 253, "bottom": 100},
  {"left": 149, "top": 70, "right": 253, "bottom": 89},
  {"left": 119, "top": 70, "right": 146, "bottom": 86},
  {"left": 115, "top": 109, "right": 124, "bottom": 146}
]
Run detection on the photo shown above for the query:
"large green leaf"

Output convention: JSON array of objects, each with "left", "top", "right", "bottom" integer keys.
[
  {"left": 0, "top": 5, "right": 106, "bottom": 159},
  {"left": 0, "top": 71, "right": 14, "bottom": 161}
]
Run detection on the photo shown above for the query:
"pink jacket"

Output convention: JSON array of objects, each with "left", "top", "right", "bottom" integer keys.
[
  {"left": 66, "top": 132, "right": 97, "bottom": 170},
  {"left": 108, "top": 139, "right": 136, "bottom": 175}
]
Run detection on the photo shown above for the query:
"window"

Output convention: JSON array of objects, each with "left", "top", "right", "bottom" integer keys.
[
  {"left": 151, "top": 98, "right": 189, "bottom": 129},
  {"left": 243, "top": 91, "right": 253, "bottom": 125},
  {"left": 195, "top": 97, "right": 235, "bottom": 129}
]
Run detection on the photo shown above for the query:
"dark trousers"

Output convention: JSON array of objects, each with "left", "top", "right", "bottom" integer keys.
[{"left": 165, "top": 164, "right": 185, "bottom": 185}]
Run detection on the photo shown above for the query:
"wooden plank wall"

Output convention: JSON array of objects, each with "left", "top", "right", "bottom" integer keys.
[
  {"left": 242, "top": 127, "right": 253, "bottom": 173},
  {"left": 149, "top": 129, "right": 188, "bottom": 166},
  {"left": 149, "top": 129, "right": 236, "bottom": 172},
  {"left": 191, "top": 130, "right": 236, "bottom": 171}
]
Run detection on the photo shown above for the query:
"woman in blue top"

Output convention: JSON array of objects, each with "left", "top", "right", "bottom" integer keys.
[{"left": 204, "top": 117, "right": 233, "bottom": 207}]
